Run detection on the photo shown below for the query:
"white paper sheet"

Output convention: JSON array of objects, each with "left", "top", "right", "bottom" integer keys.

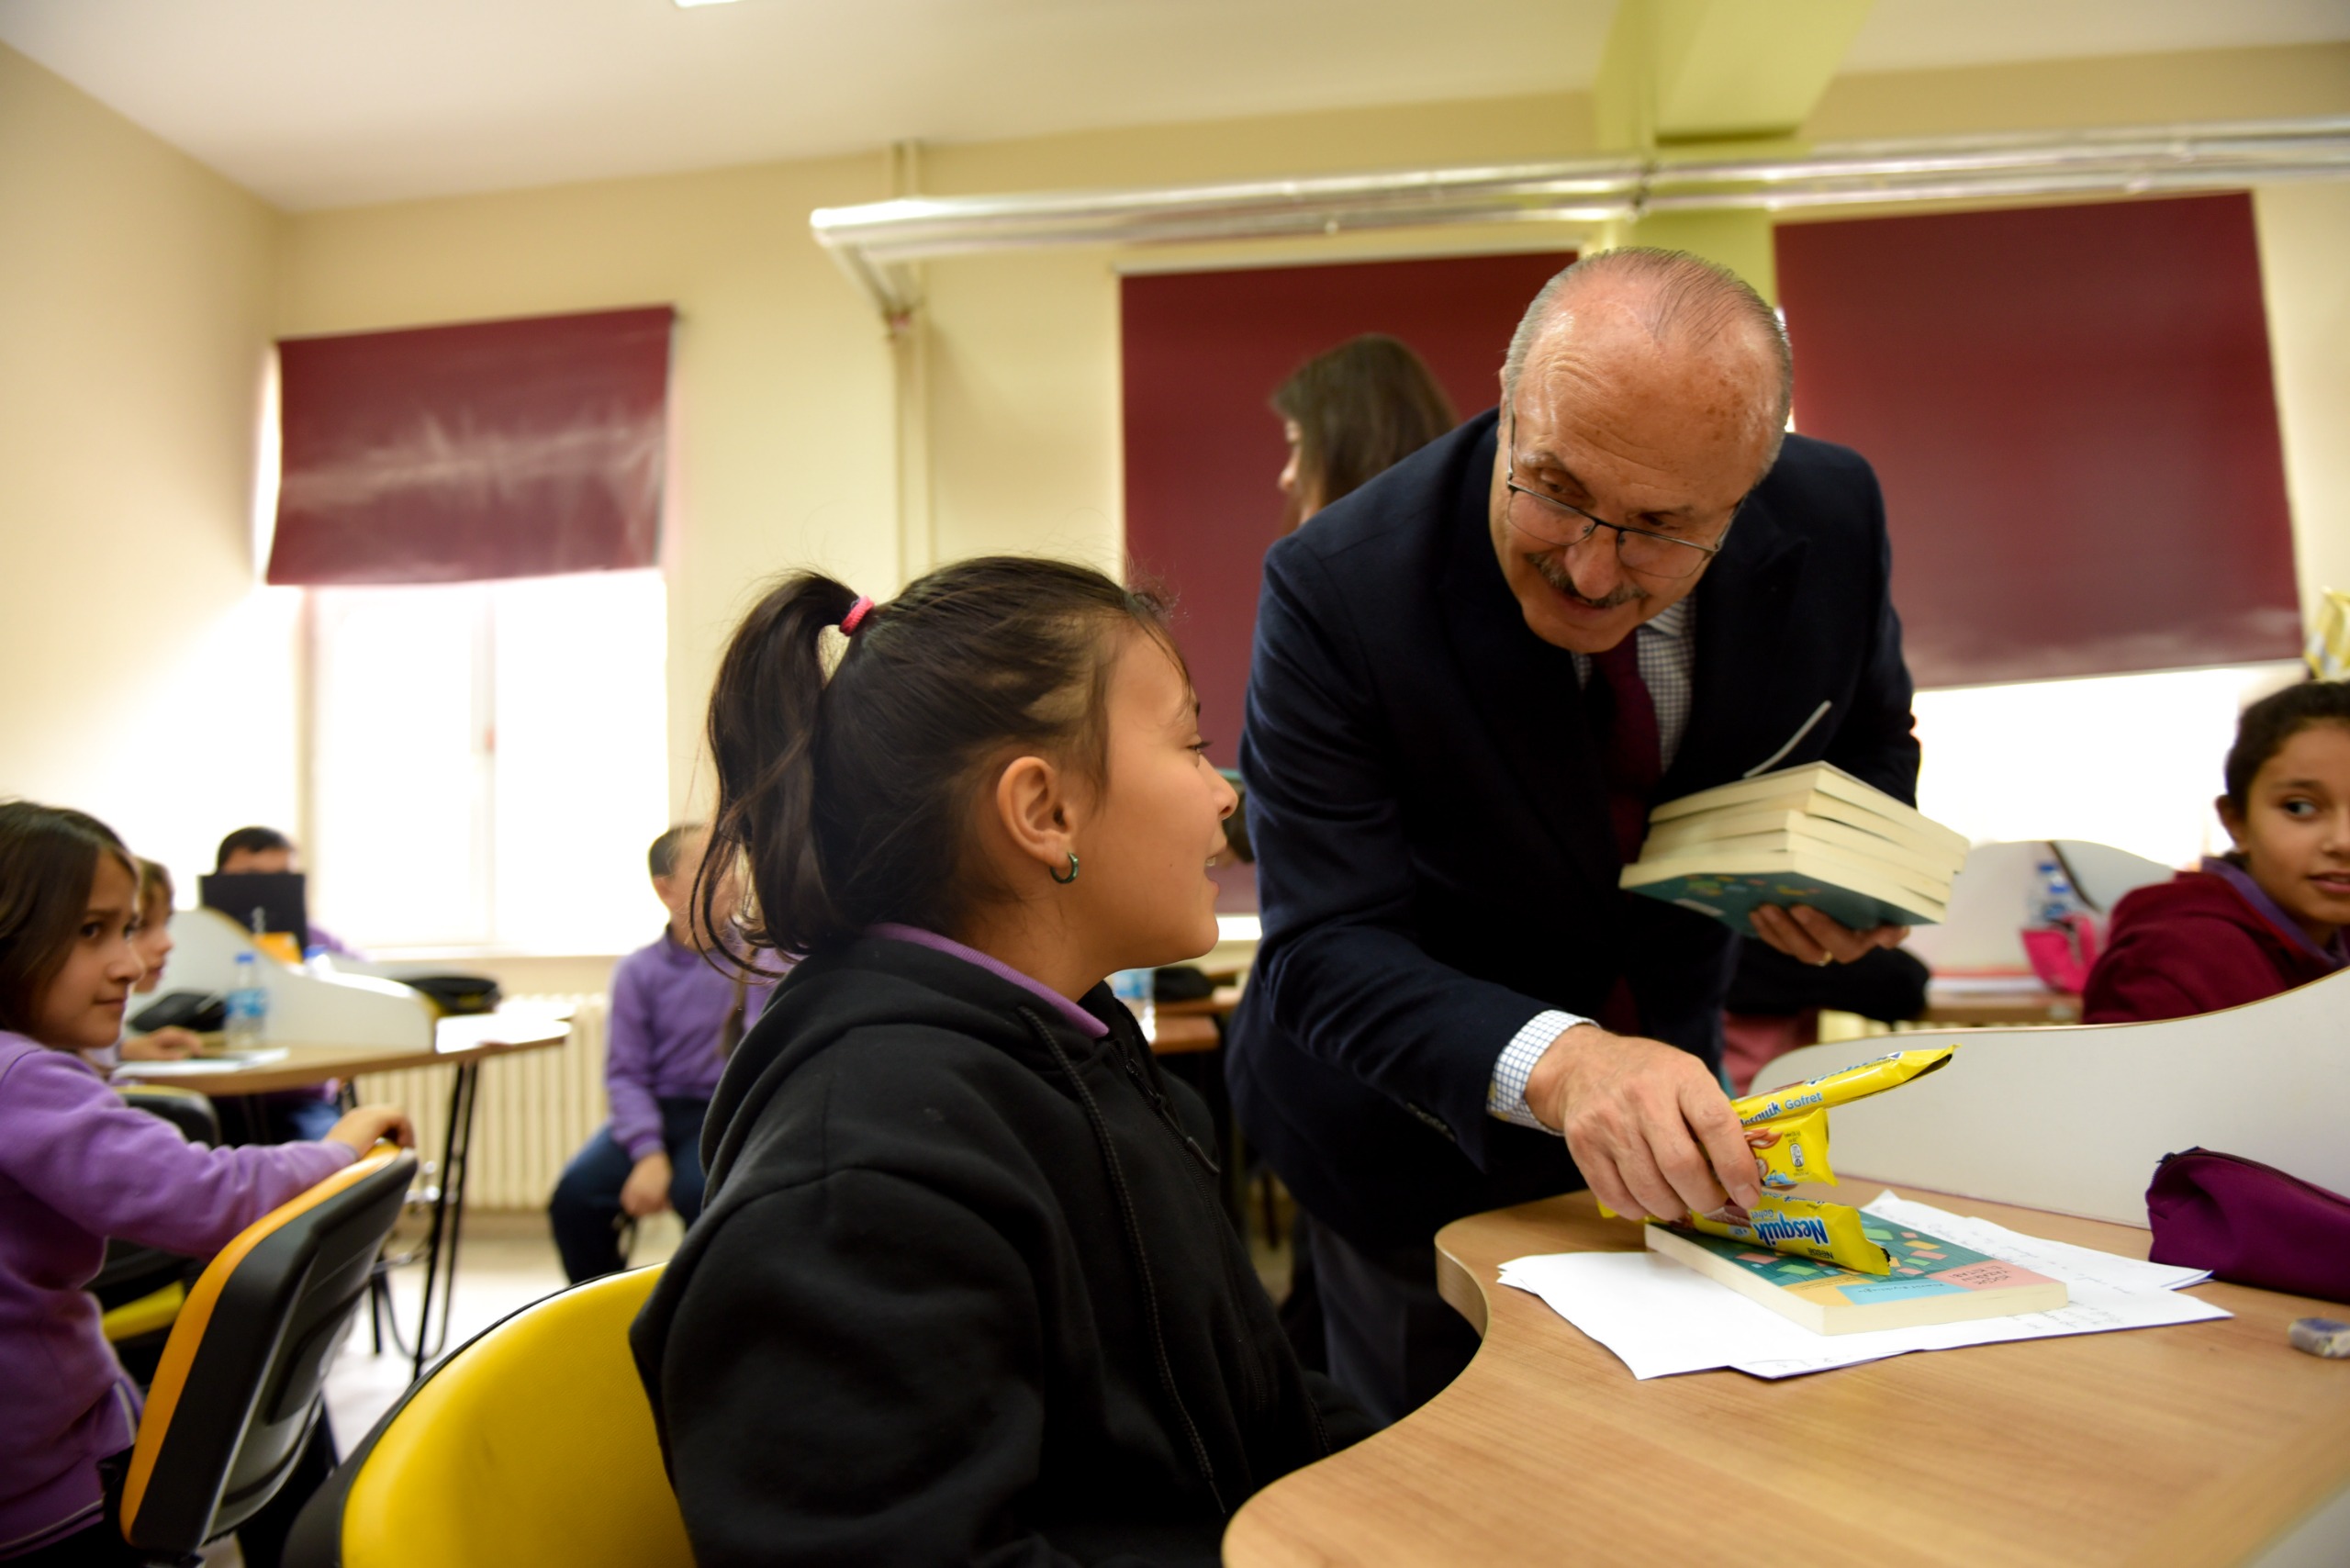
[
  {"left": 1497, "top": 1191, "right": 2231, "bottom": 1381},
  {"left": 115, "top": 1048, "right": 288, "bottom": 1077},
  {"left": 1859, "top": 1190, "right": 2210, "bottom": 1293}
]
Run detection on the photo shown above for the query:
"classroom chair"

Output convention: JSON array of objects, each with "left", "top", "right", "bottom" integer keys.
[
  {"left": 285, "top": 1264, "right": 693, "bottom": 1568},
  {"left": 117, "top": 1083, "right": 222, "bottom": 1144},
  {"left": 109, "top": 1144, "right": 417, "bottom": 1564},
  {"left": 95, "top": 1087, "right": 228, "bottom": 1370}
]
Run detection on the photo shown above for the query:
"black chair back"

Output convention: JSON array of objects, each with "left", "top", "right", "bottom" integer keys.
[{"left": 113, "top": 1147, "right": 415, "bottom": 1559}]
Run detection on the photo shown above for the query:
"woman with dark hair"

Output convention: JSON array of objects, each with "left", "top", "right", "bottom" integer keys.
[
  {"left": 2084, "top": 680, "right": 2350, "bottom": 1022},
  {"left": 1272, "top": 333, "right": 1455, "bottom": 529},
  {"left": 631, "top": 557, "right": 1364, "bottom": 1568}
]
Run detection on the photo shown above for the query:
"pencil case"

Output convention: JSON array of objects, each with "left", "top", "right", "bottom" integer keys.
[{"left": 2145, "top": 1148, "right": 2350, "bottom": 1305}]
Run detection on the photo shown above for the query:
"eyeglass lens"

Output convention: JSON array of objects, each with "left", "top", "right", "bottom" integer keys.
[{"left": 1506, "top": 488, "right": 1710, "bottom": 579}]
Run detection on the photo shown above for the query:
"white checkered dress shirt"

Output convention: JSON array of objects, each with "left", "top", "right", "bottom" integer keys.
[{"left": 1486, "top": 598, "right": 1695, "bottom": 1131}]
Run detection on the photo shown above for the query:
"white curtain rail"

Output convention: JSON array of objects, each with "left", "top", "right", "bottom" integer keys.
[{"left": 811, "top": 116, "right": 2350, "bottom": 318}]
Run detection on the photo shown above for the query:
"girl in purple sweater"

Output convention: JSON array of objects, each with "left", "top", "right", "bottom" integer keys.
[{"left": 0, "top": 802, "right": 411, "bottom": 1565}]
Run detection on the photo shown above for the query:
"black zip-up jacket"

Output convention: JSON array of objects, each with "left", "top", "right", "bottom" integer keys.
[{"left": 630, "top": 935, "right": 1368, "bottom": 1567}]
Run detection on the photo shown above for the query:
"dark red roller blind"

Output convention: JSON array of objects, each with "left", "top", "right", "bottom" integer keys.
[
  {"left": 1122, "top": 252, "right": 1572, "bottom": 767},
  {"left": 1775, "top": 195, "right": 2300, "bottom": 689},
  {"left": 269, "top": 306, "right": 675, "bottom": 586}
]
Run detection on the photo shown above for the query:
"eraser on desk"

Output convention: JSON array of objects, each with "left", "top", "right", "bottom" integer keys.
[{"left": 2288, "top": 1317, "right": 2350, "bottom": 1359}]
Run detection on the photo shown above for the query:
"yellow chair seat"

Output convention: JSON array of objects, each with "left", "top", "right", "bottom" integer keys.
[{"left": 325, "top": 1265, "right": 691, "bottom": 1568}]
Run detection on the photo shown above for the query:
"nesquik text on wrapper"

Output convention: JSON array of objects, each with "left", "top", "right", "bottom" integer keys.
[
  {"left": 1748, "top": 1109, "right": 1834, "bottom": 1192},
  {"left": 1733, "top": 1046, "right": 1954, "bottom": 1127},
  {"left": 1683, "top": 1195, "right": 1890, "bottom": 1274}
]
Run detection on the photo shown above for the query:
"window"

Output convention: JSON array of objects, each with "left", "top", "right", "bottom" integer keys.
[
  {"left": 1911, "top": 662, "right": 2304, "bottom": 870},
  {"left": 308, "top": 570, "right": 668, "bottom": 954}
]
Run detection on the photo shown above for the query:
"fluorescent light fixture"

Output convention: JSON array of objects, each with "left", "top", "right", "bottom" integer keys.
[{"left": 674, "top": 0, "right": 744, "bottom": 7}]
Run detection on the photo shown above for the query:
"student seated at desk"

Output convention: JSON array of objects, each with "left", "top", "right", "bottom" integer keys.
[
  {"left": 77, "top": 858, "right": 203, "bottom": 1078},
  {"left": 2085, "top": 679, "right": 2350, "bottom": 1023},
  {"left": 211, "top": 827, "right": 346, "bottom": 1144},
  {"left": 213, "top": 825, "right": 353, "bottom": 957},
  {"left": 548, "top": 823, "right": 768, "bottom": 1285},
  {"left": 116, "top": 859, "right": 201, "bottom": 1067},
  {"left": 632, "top": 561, "right": 1369, "bottom": 1568},
  {"left": 0, "top": 801, "right": 412, "bottom": 1567}
]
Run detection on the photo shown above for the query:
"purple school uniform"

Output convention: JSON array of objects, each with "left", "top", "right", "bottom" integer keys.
[
  {"left": 0, "top": 1034, "right": 352, "bottom": 1558},
  {"left": 605, "top": 934, "right": 776, "bottom": 1161}
]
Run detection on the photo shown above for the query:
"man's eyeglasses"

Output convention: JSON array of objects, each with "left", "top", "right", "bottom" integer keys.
[{"left": 1502, "top": 409, "right": 1734, "bottom": 581}]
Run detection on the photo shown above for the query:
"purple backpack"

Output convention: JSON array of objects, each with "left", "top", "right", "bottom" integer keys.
[{"left": 2146, "top": 1148, "right": 2350, "bottom": 1305}]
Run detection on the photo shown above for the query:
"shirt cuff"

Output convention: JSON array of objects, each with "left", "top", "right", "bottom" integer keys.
[{"left": 1487, "top": 1009, "right": 1592, "bottom": 1132}]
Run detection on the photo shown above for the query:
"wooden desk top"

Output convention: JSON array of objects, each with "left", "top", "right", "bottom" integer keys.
[
  {"left": 1158, "top": 984, "right": 1243, "bottom": 1020},
  {"left": 1225, "top": 1189, "right": 2350, "bottom": 1568},
  {"left": 1148, "top": 1014, "right": 1222, "bottom": 1055},
  {"left": 1919, "top": 983, "right": 2080, "bottom": 1026},
  {"left": 118, "top": 1010, "right": 569, "bottom": 1096}
]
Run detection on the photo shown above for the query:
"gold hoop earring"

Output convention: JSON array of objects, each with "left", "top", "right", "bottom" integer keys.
[{"left": 1049, "top": 851, "right": 1080, "bottom": 885}]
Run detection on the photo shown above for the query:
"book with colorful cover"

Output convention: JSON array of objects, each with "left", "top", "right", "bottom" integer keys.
[
  {"left": 1646, "top": 1210, "right": 2067, "bottom": 1335},
  {"left": 1621, "top": 860, "right": 1946, "bottom": 936}
]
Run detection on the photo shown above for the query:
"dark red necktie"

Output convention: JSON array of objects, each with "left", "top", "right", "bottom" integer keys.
[{"left": 1592, "top": 637, "right": 1661, "bottom": 865}]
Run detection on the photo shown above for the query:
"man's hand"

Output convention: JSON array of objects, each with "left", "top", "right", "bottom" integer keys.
[
  {"left": 1751, "top": 903, "right": 1908, "bottom": 968},
  {"left": 1524, "top": 1023, "right": 1762, "bottom": 1222},
  {"left": 621, "top": 1151, "right": 675, "bottom": 1218}
]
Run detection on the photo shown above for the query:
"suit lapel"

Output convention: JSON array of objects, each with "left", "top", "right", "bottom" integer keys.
[
  {"left": 1434, "top": 429, "right": 1619, "bottom": 893},
  {"left": 1664, "top": 486, "right": 1810, "bottom": 797}
]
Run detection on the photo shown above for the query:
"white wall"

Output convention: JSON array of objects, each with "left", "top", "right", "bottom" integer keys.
[
  {"left": 2255, "top": 179, "right": 2350, "bottom": 625},
  {"left": 0, "top": 44, "right": 297, "bottom": 885}
]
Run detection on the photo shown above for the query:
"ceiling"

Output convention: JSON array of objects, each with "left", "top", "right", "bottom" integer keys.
[{"left": 2, "top": 0, "right": 2344, "bottom": 212}]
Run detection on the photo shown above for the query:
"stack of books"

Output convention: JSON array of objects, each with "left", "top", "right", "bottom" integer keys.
[{"left": 1620, "top": 761, "right": 1967, "bottom": 935}]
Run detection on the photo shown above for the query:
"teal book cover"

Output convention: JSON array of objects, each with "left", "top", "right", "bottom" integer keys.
[
  {"left": 1624, "top": 870, "right": 1940, "bottom": 935},
  {"left": 1667, "top": 1212, "right": 2016, "bottom": 1296},
  {"left": 1654, "top": 1209, "right": 2066, "bottom": 1335}
]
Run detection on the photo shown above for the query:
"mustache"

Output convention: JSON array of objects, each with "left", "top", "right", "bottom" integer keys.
[{"left": 1528, "top": 550, "right": 1648, "bottom": 610}]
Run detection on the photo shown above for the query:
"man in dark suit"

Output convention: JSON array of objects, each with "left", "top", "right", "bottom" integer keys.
[{"left": 1227, "top": 248, "right": 1921, "bottom": 1423}]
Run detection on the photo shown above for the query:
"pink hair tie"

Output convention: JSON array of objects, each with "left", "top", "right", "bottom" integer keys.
[{"left": 839, "top": 596, "right": 875, "bottom": 636}]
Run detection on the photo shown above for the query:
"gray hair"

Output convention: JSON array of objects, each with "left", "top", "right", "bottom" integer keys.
[{"left": 1501, "top": 248, "right": 1793, "bottom": 457}]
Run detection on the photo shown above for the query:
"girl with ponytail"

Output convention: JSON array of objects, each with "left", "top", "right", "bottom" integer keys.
[{"left": 632, "top": 556, "right": 1366, "bottom": 1567}]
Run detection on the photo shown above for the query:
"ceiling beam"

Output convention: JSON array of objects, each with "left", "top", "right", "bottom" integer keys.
[{"left": 1591, "top": 0, "right": 1876, "bottom": 297}]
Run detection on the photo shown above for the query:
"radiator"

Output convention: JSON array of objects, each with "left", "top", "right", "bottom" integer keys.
[{"left": 350, "top": 993, "right": 609, "bottom": 1212}]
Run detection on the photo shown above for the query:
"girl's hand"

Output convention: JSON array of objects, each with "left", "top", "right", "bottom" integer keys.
[
  {"left": 327, "top": 1105, "right": 416, "bottom": 1156},
  {"left": 121, "top": 1027, "right": 202, "bottom": 1061}
]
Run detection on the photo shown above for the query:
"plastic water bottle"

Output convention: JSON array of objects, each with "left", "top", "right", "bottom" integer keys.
[
  {"left": 1110, "top": 968, "right": 1155, "bottom": 1038},
  {"left": 2028, "top": 857, "right": 2087, "bottom": 929},
  {"left": 225, "top": 950, "right": 269, "bottom": 1050},
  {"left": 2021, "top": 854, "right": 2099, "bottom": 992}
]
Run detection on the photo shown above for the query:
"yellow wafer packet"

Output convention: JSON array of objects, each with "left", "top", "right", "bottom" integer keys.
[
  {"left": 1596, "top": 1116, "right": 1838, "bottom": 1218},
  {"left": 1747, "top": 1108, "right": 1833, "bottom": 1192},
  {"left": 1733, "top": 1047, "right": 1953, "bottom": 1127},
  {"left": 1684, "top": 1195, "right": 1890, "bottom": 1274}
]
